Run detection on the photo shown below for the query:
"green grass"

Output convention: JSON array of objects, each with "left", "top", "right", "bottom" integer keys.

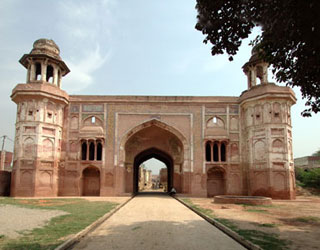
[
  {"left": 258, "top": 223, "right": 277, "bottom": 228},
  {"left": 246, "top": 209, "right": 269, "bottom": 213},
  {"left": 237, "top": 229, "right": 288, "bottom": 250},
  {"left": 294, "top": 216, "right": 320, "bottom": 223},
  {"left": 180, "top": 198, "right": 289, "bottom": 250},
  {"left": 181, "top": 198, "right": 215, "bottom": 219},
  {"left": 0, "top": 198, "right": 118, "bottom": 250}
]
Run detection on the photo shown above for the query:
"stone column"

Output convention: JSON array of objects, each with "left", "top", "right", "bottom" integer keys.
[
  {"left": 41, "top": 62, "right": 46, "bottom": 82},
  {"left": 250, "top": 67, "right": 257, "bottom": 87},
  {"left": 86, "top": 140, "right": 89, "bottom": 160},
  {"left": 26, "top": 65, "right": 31, "bottom": 83},
  {"left": 94, "top": 140, "right": 97, "bottom": 161},
  {"left": 247, "top": 72, "right": 251, "bottom": 89},
  {"left": 53, "top": 66, "right": 58, "bottom": 85},
  {"left": 30, "top": 63, "right": 36, "bottom": 81},
  {"left": 262, "top": 64, "right": 268, "bottom": 84},
  {"left": 58, "top": 73, "right": 62, "bottom": 88}
]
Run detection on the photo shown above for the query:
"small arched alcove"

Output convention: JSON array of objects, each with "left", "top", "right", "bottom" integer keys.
[
  {"left": 207, "top": 167, "right": 226, "bottom": 197},
  {"left": 82, "top": 166, "right": 100, "bottom": 196}
]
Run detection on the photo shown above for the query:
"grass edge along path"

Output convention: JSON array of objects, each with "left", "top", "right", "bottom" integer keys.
[
  {"left": 179, "top": 198, "right": 289, "bottom": 250},
  {"left": 0, "top": 198, "right": 118, "bottom": 250}
]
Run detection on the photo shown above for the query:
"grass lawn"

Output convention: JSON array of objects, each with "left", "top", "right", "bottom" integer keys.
[
  {"left": 181, "top": 198, "right": 289, "bottom": 250},
  {"left": 0, "top": 198, "right": 118, "bottom": 250}
]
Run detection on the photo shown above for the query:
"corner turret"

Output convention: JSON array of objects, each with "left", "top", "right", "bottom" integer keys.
[
  {"left": 239, "top": 48, "right": 297, "bottom": 199},
  {"left": 19, "top": 39, "right": 70, "bottom": 87},
  {"left": 10, "top": 39, "right": 69, "bottom": 197},
  {"left": 242, "top": 46, "right": 269, "bottom": 89}
]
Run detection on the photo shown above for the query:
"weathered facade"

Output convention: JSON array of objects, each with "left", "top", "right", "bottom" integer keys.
[
  {"left": 0, "top": 151, "right": 13, "bottom": 171},
  {"left": 10, "top": 39, "right": 297, "bottom": 199}
]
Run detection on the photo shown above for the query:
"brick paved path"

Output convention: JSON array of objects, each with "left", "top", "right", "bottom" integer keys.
[{"left": 73, "top": 194, "right": 245, "bottom": 250}]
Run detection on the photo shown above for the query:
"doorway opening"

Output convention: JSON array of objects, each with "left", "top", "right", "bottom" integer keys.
[
  {"left": 138, "top": 158, "right": 168, "bottom": 193},
  {"left": 133, "top": 148, "right": 173, "bottom": 194}
]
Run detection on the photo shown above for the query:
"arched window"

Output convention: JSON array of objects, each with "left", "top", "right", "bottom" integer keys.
[
  {"left": 81, "top": 139, "right": 103, "bottom": 161},
  {"left": 213, "top": 116, "right": 217, "bottom": 124},
  {"left": 81, "top": 141, "right": 87, "bottom": 160},
  {"left": 97, "top": 141, "right": 102, "bottom": 161},
  {"left": 213, "top": 143, "right": 219, "bottom": 162},
  {"left": 205, "top": 140, "right": 228, "bottom": 163},
  {"left": 205, "top": 141, "right": 211, "bottom": 162},
  {"left": 89, "top": 141, "right": 95, "bottom": 161},
  {"left": 221, "top": 142, "right": 226, "bottom": 162},
  {"left": 35, "top": 63, "right": 41, "bottom": 80},
  {"left": 46, "top": 65, "right": 54, "bottom": 83}
]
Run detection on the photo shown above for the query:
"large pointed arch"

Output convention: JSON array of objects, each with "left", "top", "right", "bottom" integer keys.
[{"left": 118, "top": 119, "right": 190, "bottom": 168}]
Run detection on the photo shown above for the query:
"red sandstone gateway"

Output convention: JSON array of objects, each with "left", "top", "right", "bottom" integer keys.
[{"left": 10, "top": 39, "right": 297, "bottom": 199}]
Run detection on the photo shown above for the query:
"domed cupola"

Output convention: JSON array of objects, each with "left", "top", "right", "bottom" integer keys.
[
  {"left": 19, "top": 39, "right": 70, "bottom": 88},
  {"left": 242, "top": 46, "right": 269, "bottom": 89}
]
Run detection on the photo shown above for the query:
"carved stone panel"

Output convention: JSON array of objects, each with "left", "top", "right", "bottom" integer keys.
[
  {"left": 20, "top": 170, "right": 33, "bottom": 187},
  {"left": 274, "top": 172, "right": 286, "bottom": 191},
  {"left": 254, "top": 140, "right": 266, "bottom": 161},
  {"left": 82, "top": 104, "right": 104, "bottom": 112},
  {"left": 39, "top": 170, "right": 52, "bottom": 188}
]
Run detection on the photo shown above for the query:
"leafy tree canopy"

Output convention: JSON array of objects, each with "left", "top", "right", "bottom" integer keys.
[{"left": 195, "top": 0, "right": 320, "bottom": 116}]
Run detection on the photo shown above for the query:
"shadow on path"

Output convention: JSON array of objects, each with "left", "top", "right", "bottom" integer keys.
[
  {"left": 135, "top": 191, "right": 170, "bottom": 196},
  {"left": 73, "top": 219, "right": 244, "bottom": 250}
]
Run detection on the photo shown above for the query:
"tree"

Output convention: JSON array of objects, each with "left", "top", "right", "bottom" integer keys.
[
  {"left": 195, "top": 0, "right": 320, "bottom": 116},
  {"left": 312, "top": 149, "right": 320, "bottom": 157}
]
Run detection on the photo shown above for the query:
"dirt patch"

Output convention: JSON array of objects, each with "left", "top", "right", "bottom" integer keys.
[
  {"left": 0, "top": 204, "right": 68, "bottom": 238},
  {"left": 189, "top": 195, "right": 320, "bottom": 250}
]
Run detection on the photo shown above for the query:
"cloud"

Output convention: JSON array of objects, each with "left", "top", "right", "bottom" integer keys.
[
  {"left": 57, "top": 0, "right": 115, "bottom": 42},
  {"left": 63, "top": 45, "right": 110, "bottom": 93},
  {"left": 202, "top": 54, "right": 229, "bottom": 73},
  {"left": 55, "top": 0, "right": 116, "bottom": 93}
]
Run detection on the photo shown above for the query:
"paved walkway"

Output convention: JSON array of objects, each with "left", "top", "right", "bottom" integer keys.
[{"left": 73, "top": 194, "right": 245, "bottom": 250}]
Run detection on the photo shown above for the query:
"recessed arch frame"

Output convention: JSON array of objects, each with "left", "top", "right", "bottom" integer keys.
[{"left": 118, "top": 118, "right": 190, "bottom": 171}]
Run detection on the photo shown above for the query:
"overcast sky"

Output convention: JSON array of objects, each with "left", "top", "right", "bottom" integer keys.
[{"left": 0, "top": 0, "right": 319, "bottom": 168}]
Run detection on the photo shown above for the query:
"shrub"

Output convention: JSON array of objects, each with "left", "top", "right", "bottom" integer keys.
[{"left": 296, "top": 168, "right": 320, "bottom": 189}]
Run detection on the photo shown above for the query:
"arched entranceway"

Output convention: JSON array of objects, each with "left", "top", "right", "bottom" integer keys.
[
  {"left": 207, "top": 167, "right": 225, "bottom": 197},
  {"left": 82, "top": 167, "right": 100, "bottom": 196},
  {"left": 133, "top": 148, "right": 173, "bottom": 193},
  {"left": 121, "top": 119, "right": 186, "bottom": 194}
]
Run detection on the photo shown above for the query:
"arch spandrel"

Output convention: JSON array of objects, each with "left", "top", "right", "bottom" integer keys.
[{"left": 118, "top": 119, "right": 190, "bottom": 171}]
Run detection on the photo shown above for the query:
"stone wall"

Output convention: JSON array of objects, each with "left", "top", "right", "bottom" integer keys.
[{"left": 294, "top": 156, "right": 320, "bottom": 169}]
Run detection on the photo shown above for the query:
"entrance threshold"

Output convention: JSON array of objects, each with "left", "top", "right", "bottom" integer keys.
[{"left": 136, "top": 191, "right": 169, "bottom": 196}]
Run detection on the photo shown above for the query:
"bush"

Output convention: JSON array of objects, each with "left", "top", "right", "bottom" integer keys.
[{"left": 296, "top": 168, "right": 320, "bottom": 189}]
